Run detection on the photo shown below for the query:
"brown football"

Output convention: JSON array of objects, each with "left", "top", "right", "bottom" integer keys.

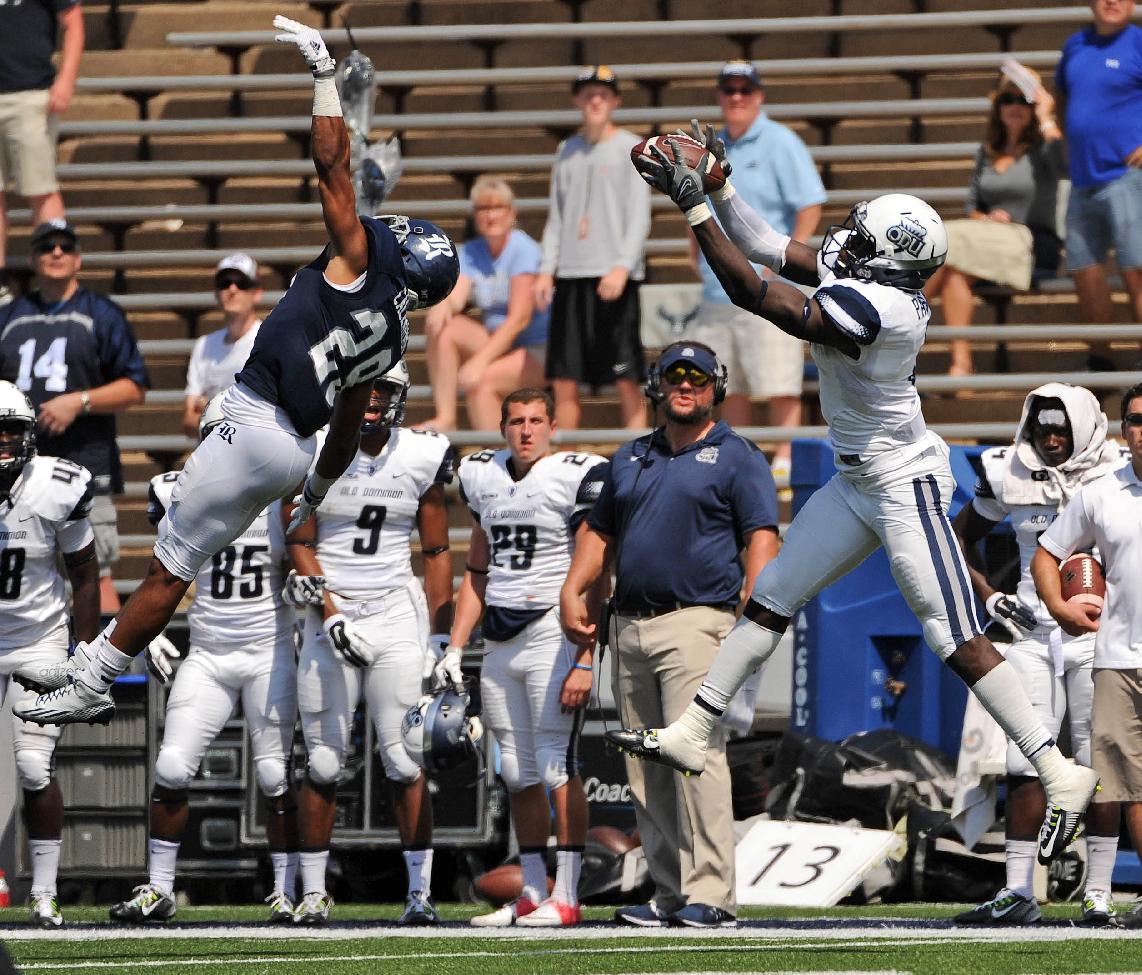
[
  {"left": 473, "top": 864, "right": 554, "bottom": 907},
  {"left": 1060, "top": 553, "right": 1105, "bottom": 611},
  {"left": 586, "top": 825, "right": 638, "bottom": 855},
  {"left": 630, "top": 134, "right": 726, "bottom": 191}
]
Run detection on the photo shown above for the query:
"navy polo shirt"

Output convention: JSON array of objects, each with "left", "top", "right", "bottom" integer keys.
[{"left": 588, "top": 420, "right": 778, "bottom": 611}]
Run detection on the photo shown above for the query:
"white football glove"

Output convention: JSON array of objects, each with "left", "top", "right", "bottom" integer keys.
[
  {"left": 985, "top": 592, "right": 1037, "bottom": 641},
  {"left": 273, "top": 15, "right": 336, "bottom": 77},
  {"left": 422, "top": 633, "right": 449, "bottom": 682},
  {"left": 324, "top": 613, "right": 376, "bottom": 668},
  {"left": 287, "top": 478, "right": 328, "bottom": 535},
  {"left": 433, "top": 644, "right": 465, "bottom": 691},
  {"left": 144, "top": 633, "right": 183, "bottom": 685},
  {"left": 282, "top": 569, "right": 326, "bottom": 609}
]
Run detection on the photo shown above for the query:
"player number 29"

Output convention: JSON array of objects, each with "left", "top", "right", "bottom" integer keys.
[{"left": 490, "top": 525, "right": 537, "bottom": 570}]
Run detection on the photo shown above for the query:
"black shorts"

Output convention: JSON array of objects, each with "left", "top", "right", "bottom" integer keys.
[{"left": 545, "top": 276, "right": 645, "bottom": 388}]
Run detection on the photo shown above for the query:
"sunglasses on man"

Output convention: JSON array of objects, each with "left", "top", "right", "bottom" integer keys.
[
  {"left": 215, "top": 275, "right": 255, "bottom": 291},
  {"left": 1123, "top": 412, "right": 1142, "bottom": 427},
  {"left": 662, "top": 364, "right": 714, "bottom": 387},
  {"left": 33, "top": 239, "right": 77, "bottom": 256},
  {"left": 719, "top": 84, "right": 755, "bottom": 97}
]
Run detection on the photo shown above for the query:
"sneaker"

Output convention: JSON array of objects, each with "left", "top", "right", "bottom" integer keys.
[
  {"left": 1038, "top": 764, "right": 1100, "bottom": 864},
  {"left": 614, "top": 901, "right": 670, "bottom": 927},
  {"left": 293, "top": 891, "right": 333, "bottom": 925},
  {"left": 953, "top": 888, "right": 1041, "bottom": 926},
  {"left": 605, "top": 725, "right": 705, "bottom": 776},
  {"left": 109, "top": 884, "right": 176, "bottom": 924},
  {"left": 515, "top": 898, "right": 582, "bottom": 927},
  {"left": 669, "top": 903, "right": 737, "bottom": 928},
  {"left": 14, "top": 675, "right": 115, "bottom": 727},
  {"left": 398, "top": 890, "right": 439, "bottom": 926},
  {"left": 265, "top": 891, "right": 294, "bottom": 924},
  {"left": 28, "top": 892, "right": 63, "bottom": 929},
  {"left": 1079, "top": 889, "right": 1118, "bottom": 927},
  {"left": 470, "top": 896, "right": 538, "bottom": 928}
]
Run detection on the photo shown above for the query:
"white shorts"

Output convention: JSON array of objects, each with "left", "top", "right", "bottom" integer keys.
[
  {"left": 0, "top": 630, "right": 68, "bottom": 757},
  {"left": 686, "top": 302, "right": 804, "bottom": 398},
  {"left": 481, "top": 607, "right": 582, "bottom": 793},
  {"left": 158, "top": 633, "right": 298, "bottom": 795},
  {"left": 755, "top": 434, "right": 981, "bottom": 660},
  {"left": 297, "top": 581, "right": 427, "bottom": 785},
  {"left": 1003, "top": 627, "right": 1095, "bottom": 777},
  {"left": 155, "top": 385, "right": 316, "bottom": 581}
]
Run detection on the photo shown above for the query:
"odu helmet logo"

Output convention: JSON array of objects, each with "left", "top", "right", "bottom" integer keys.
[{"left": 885, "top": 215, "right": 928, "bottom": 257}]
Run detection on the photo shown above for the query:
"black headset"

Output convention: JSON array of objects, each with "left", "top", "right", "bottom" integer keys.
[{"left": 644, "top": 341, "right": 729, "bottom": 405}]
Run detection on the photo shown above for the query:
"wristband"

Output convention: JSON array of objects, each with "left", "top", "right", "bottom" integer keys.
[
  {"left": 684, "top": 202, "right": 713, "bottom": 227},
  {"left": 465, "top": 563, "right": 490, "bottom": 575},
  {"left": 573, "top": 662, "right": 593, "bottom": 672},
  {"left": 312, "top": 74, "right": 343, "bottom": 117},
  {"left": 708, "top": 180, "right": 736, "bottom": 205}
]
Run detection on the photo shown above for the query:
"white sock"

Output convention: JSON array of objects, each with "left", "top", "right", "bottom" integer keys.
[
  {"left": 148, "top": 838, "right": 180, "bottom": 897},
  {"left": 1004, "top": 838, "right": 1036, "bottom": 899},
  {"left": 28, "top": 839, "right": 61, "bottom": 895},
  {"left": 270, "top": 852, "right": 292, "bottom": 896},
  {"left": 697, "top": 616, "right": 783, "bottom": 712},
  {"left": 971, "top": 662, "right": 1055, "bottom": 767},
  {"left": 554, "top": 847, "right": 582, "bottom": 906},
  {"left": 1085, "top": 833, "right": 1119, "bottom": 895},
  {"left": 519, "top": 849, "right": 547, "bottom": 904},
  {"left": 299, "top": 850, "right": 329, "bottom": 895},
  {"left": 78, "top": 628, "right": 134, "bottom": 694},
  {"left": 403, "top": 847, "right": 433, "bottom": 895}
]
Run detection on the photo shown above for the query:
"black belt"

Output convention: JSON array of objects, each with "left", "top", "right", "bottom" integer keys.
[{"left": 616, "top": 601, "right": 735, "bottom": 620}]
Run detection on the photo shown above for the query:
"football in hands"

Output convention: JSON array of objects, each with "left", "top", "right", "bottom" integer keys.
[
  {"left": 1059, "top": 553, "right": 1105, "bottom": 612},
  {"left": 630, "top": 134, "right": 727, "bottom": 191}
]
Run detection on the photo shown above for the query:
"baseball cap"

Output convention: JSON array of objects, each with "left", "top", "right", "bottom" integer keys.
[
  {"left": 658, "top": 343, "right": 719, "bottom": 377},
  {"left": 572, "top": 64, "right": 619, "bottom": 93},
  {"left": 214, "top": 253, "right": 259, "bottom": 285},
  {"left": 29, "top": 219, "right": 79, "bottom": 251},
  {"left": 717, "top": 60, "right": 763, "bottom": 90}
]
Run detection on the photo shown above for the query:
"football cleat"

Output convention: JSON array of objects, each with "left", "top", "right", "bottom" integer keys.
[
  {"left": 109, "top": 884, "right": 176, "bottom": 924},
  {"left": 1079, "top": 889, "right": 1118, "bottom": 927},
  {"left": 14, "top": 675, "right": 115, "bottom": 727},
  {"left": 14, "top": 642, "right": 94, "bottom": 695},
  {"left": 397, "top": 890, "right": 439, "bottom": 926},
  {"left": 293, "top": 891, "right": 334, "bottom": 925},
  {"left": 265, "top": 891, "right": 294, "bottom": 924},
  {"left": 1038, "top": 764, "right": 1100, "bottom": 864},
  {"left": 953, "top": 888, "right": 1041, "bottom": 926},
  {"left": 605, "top": 726, "right": 704, "bottom": 776},
  {"left": 515, "top": 898, "right": 582, "bottom": 927},
  {"left": 470, "top": 896, "right": 538, "bottom": 928},
  {"left": 28, "top": 892, "right": 63, "bottom": 929}
]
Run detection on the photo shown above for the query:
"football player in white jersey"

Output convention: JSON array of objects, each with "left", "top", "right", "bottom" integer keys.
[
  {"left": 446, "top": 388, "right": 607, "bottom": 928},
  {"left": 951, "top": 383, "right": 1125, "bottom": 927},
  {"left": 606, "top": 129, "right": 1101, "bottom": 863},
  {"left": 281, "top": 361, "right": 457, "bottom": 926},
  {"left": 108, "top": 393, "right": 299, "bottom": 925},
  {"left": 0, "top": 381, "right": 99, "bottom": 927}
]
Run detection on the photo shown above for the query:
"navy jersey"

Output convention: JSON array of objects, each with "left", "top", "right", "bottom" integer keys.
[
  {"left": 237, "top": 217, "right": 411, "bottom": 438},
  {"left": 0, "top": 287, "right": 149, "bottom": 492}
]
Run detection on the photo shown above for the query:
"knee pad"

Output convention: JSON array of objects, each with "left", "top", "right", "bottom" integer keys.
[
  {"left": 254, "top": 755, "right": 289, "bottom": 798},
  {"left": 306, "top": 745, "right": 344, "bottom": 786},
  {"left": 378, "top": 742, "right": 421, "bottom": 786},
  {"left": 535, "top": 745, "right": 570, "bottom": 792},
  {"left": 154, "top": 746, "right": 198, "bottom": 791},
  {"left": 14, "top": 740, "right": 54, "bottom": 792}
]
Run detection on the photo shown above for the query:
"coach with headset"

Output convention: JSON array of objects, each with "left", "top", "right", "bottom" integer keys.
[{"left": 560, "top": 340, "right": 779, "bottom": 928}]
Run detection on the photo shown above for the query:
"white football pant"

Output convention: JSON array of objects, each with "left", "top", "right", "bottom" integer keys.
[{"left": 1, "top": 631, "right": 67, "bottom": 791}]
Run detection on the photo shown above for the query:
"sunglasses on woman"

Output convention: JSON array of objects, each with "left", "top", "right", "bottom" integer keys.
[{"left": 996, "top": 92, "right": 1033, "bottom": 107}]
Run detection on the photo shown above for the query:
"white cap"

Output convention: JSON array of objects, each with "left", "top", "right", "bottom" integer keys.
[{"left": 214, "top": 253, "right": 258, "bottom": 283}]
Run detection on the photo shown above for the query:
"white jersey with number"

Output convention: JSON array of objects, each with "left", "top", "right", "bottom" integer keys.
[
  {"left": 150, "top": 472, "right": 289, "bottom": 649},
  {"left": 0, "top": 456, "right": 94, "bottom": 653},
  {"left": 810, "top": 271, "right": 931, "bottom": 461},
  {"left": 314, "top": 427, "right": 456, "bottom": 598},
  {"left": 459, "top": 449, "right": 607, "bottom": 608}
]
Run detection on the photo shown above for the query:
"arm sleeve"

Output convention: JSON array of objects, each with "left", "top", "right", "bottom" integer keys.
[
  {"left": 1039, "top": 491, "right": 1094, "bottom": 560},
  {"left": 94, "top": 299, "right": 150, "bottom": 387},
  {"left": 710, "top": 189, "right": 791, "bottom": 272},
  {"left": 57, "top": 519, "right": 95, "bottom": 555},
  {"left": 728, "top": 444, "right": 779, "bottom": 536},
  {"left": 814, "top": 284, "right": 882, "bottom": 346},
  {"left": 570, "top": 459, "right": 609, "bottom": 531}
]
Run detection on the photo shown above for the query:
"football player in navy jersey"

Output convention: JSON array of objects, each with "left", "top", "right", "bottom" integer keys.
[{"left": 16, "top": 16, "right": 460, "bottom": 729}]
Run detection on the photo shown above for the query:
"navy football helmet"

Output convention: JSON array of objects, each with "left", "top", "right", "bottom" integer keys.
[
  {"left": 401, "top": 686, "right": 483, "bottom": 775},
  {"left": 379, "top": 214, "right": 460, "bottom": 310}
]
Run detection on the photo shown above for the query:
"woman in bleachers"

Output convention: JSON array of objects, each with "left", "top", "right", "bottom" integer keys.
[
  {"left": 421, "top": 176, "right": 549, "bottom": 431},
  {"left": 924, "top": 67, "right": 1065, "bottom": 377}
]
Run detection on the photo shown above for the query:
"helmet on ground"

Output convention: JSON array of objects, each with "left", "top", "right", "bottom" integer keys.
[
  {"left": 401, "top": 686, "right": 482, "bottom": 774},
  {"left": 362, "top": 359, "right": 410, "bottom": 433},
  {"left": 0, "top": 381, "right": 36, "bottom": 484},
  {"left": 378, "top": 214, "right": 460, "bottom": 310}
]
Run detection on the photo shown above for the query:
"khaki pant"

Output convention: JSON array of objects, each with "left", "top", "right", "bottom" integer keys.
[{"left": 613, "top": 605, "right": 736, "bottom": 913}]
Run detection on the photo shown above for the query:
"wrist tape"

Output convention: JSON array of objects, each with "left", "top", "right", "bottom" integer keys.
[{"left": 312, "top": 74, "right": 342, "bottom": 117}]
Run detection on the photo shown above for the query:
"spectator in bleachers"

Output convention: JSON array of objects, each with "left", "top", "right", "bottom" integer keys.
[
  {"left": 182, "top": 253, "right": 263, "bottom": 438},
  {"left": 1056, "top": 0, "right": 1142, "bottom": 360},
  {"left": 0, "top": 0, "right": 84, "bottom": 306},
  {"left": 0, "top": 220, "right": 148, "bottom": 613},
  {"left": 924, "top": 68, "right": 1065, "bottom": 377},
  {"left": 535, "top": 66, "right": 651, "bottom": 431},
  {"left": 422, "top": 177, "right": 548, "bottom": 431},
  {"left": 686, "top": 61, "right": 825, "bottom": 494}
]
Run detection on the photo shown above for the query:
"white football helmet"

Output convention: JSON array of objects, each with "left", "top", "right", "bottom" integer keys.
[
  {"left": 0, "top": 380, "right": 36, "bottom": 485},
  {"left": 198, "top": 390, "right": 228, "bottom": 442},
  {"left": 401, "top": 687, "right": 482, "bottom": 775},
  {"left": 820, "top": 193, "right": 948, "bottom": 291},
  {"left": 361, "top": 359, "right": 410, "bottom": 432}
]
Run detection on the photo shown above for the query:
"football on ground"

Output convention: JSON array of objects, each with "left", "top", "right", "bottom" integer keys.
[
  {"left": 1059, "top": 552, "right": 1105, "bottom": 610},
  {"left": 630, "top": 134, "right": 727, "bottom": 191}
]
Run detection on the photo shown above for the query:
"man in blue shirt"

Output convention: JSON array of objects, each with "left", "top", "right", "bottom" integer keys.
[
  {"left": 561, "top": 341, "right": 778, "bottom": 928},
  {"left": 688, "top": 61, "right": 826, "bottom": 495},
  {"left": 1056, "top": 0, "right": 1142, "bottom": 348}
]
